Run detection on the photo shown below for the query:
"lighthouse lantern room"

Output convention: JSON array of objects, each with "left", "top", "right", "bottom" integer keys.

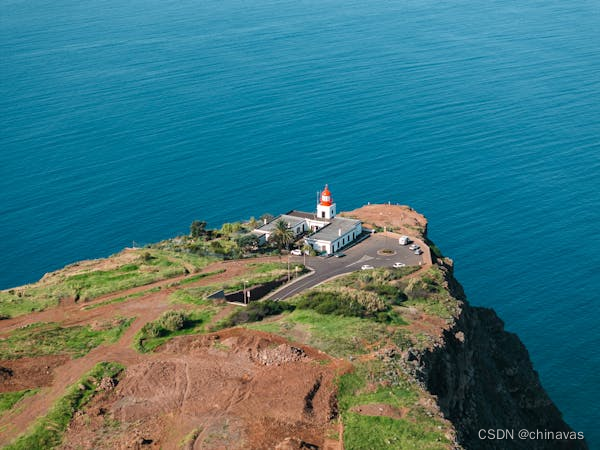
[{"left": 317, "top": 184, "right": 336, "bottom": 219}]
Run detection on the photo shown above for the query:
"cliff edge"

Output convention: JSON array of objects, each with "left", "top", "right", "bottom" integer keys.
[{"left": 404, "top": 261, "right": 587, "bottom": 449}]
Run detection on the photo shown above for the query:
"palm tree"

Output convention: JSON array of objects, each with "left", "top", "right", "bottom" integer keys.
[{"left": 272, "top": 219, "right": 294, "bottom": 250}]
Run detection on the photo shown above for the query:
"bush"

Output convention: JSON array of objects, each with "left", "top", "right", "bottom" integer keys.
[
  {"left": 220, "top": 222, "right": 243, "bottom": 234},
  {"left": 190, "top": 220, "right": 207, "bottom": 238},
  {"left": 140, "top": 322, "right": 162, "bottom": 338},
  {"left": 295, "top": 288, "right": 398, "bottom": 322},
  {"left": 219, "top": 300, "right": 295, "bottom": 328},
  {"left": 140, "top": 252, "right": 154, "bottom": 263},
  {"left": 364, "top": 283, "right": 406, "bottom": 304},
  {"left": 296, "top": 291, "right": 367, "bottom": 318},
  {"left": 158, "top": 310, "right": 187, "bottom": 332}
]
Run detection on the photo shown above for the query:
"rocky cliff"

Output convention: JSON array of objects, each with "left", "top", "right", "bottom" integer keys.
[{"left": 405, "top": 261, "right": 588, "bottom": 450}]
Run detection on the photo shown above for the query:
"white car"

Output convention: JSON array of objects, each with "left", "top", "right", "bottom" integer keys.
[
  {"left": 361, "top": 264, "right": 374, "bottom": 270},
  {"left": 398, "top": 236, "right": 411, "bottom": 245},
  {"left": 392, "top": 262, "right": 406, "bottom": 268},
  {"left": 409, "top": 244, "right": 420, "bottom": 251},
  {"left": 290, "top": 249, "right": 302, "bottom": 256},
  {"left": 414, "top": 249, "right": 423, "bottom": 255}
]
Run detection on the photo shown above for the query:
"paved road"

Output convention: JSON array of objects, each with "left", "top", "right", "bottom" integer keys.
[{"left": 270, "top": 233, "right": 424, "bottom": 300}]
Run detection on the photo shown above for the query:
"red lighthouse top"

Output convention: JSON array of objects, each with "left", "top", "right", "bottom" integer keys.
[{"left": 320, "top": 185, "right": 333, "bottom": 206}]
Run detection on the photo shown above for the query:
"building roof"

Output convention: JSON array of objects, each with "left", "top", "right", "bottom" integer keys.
[
  {"left": 285, "top": 210, "right": 331, "bottom": 222},
  {"left": 307, "top": 217, "right": 361, "bottom": 242},
  {"left": 256, "top": 214, "right": 306, "bottom": 232}
]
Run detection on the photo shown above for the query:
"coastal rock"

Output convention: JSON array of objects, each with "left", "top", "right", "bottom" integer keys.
[{"left": 404, "top": 262, "right": 588, "bottom": 450}]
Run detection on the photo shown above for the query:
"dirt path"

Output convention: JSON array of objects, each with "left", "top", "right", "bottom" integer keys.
[
  {"left": 0, "top": 257, "right": 282, "bottom": 336},
  {"left": 0, "top": 257, "right": 283, "bottom": 446}
]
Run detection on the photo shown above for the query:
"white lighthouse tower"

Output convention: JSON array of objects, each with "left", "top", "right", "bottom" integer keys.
[{"left": 317, "top": 184, "right": 336, "bottom": 219}]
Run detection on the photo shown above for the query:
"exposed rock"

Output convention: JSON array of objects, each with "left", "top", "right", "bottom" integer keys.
[
  {"left": 98, "top": 376, "right": 117, "bottom": 391},
  {"left": 403, "top": 261, "right": 588, "bottom": 450}
]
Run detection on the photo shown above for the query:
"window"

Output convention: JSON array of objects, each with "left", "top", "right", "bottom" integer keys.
[{"left": 321, "top": 211, "right": 325, "bottom": 218}]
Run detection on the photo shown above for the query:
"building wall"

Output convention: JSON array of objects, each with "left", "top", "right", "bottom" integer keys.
[
  {"left": 306, "top": 222, "right": 362, "bottom": 254},
  {"left": 317, "top": 203, "right": 336, "bottom": 219}
]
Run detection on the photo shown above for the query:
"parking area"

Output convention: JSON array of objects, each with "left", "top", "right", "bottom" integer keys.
[{"left": 270, "top": 233, "right": 425, "bottom": 300}]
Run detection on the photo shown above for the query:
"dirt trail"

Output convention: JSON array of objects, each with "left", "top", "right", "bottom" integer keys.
[
  {"left": 0, "top": 257, "right": 283, "bottom": 446},
  {"left": 0, "top": 257, "right": 281, "bottom": 336},
  {"left": 0, "top": 295, "right": 159, "bottom": 445}
]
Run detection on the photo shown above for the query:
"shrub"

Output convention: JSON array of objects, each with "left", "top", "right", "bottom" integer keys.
[
  {"left": 140, "top": 322, "right": 162, "bottom": 338},
  {"left": 190, "top": 220, "right": 207, "bottom": 238},
  {"left": 140, "top": 251, "right": 154, "bottom": 262},
  {"left": 158, "top": 310, "right": 187, "bottom": 331},
  {"left": 363, "top": 283, "right": 406, "bottom": 305},
  {"left": 235, "top": 234, "right": 260, "bottom": 251},
  {"left": 220, "top": 222, "right": 243, "bottom": 234},
  {"left": 219, "top": 300, "right": 294, "bottom": 328},
  {"left": 296, "top": 291, "right": 367, "bottom": 317},
  {"left": 295, "top": 288, "right": 398, "bottom": 322}
]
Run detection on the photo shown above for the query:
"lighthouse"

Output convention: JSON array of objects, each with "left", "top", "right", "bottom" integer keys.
[
  {"left": 317, "top": 184, "right": 336, "bottom": 219},
  {"left": 252, "top": 183, "right": 362, "bottom": 255}
]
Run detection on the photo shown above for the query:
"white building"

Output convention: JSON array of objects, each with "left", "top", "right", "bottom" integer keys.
[{"left": 253, "top": 185, "right": 362, "bottom": 255}]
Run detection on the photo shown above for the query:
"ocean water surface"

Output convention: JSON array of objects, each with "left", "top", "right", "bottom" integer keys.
[{"left": 1, "top": 0, "right": 599, "bottom": 444}]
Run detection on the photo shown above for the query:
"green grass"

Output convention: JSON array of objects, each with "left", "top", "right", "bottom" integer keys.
[
  {"left": 0, "top": 389, "right": 39, "bottom": 415},
  {"left": 222, "top": 267, "right": 303, "bottom": 293},
  {"left": 4, "top": 362, "right": 123, "bottom": 450},
  {"left": 398, "top": 266, "right": 459, "bottom": 321},
  {"left": 169, "top": 289, "right": 213, "bottom": 306},
  {"left": 342, "top": 413, "right": 449, "bottom": 450},
  {"left": 337, "top": 363, "right": 417, "bottom": 411},
  {"left": 403, "top": 297, "right": 455, "bottom": 321},
  {"left": 247, "top": 262, "right": 288, "bottom": 273},
  {"left": 0, "top": 318, "right": 133, "bottom": 360},
  {"left": 60, "top": 250, "right": 213, "bottom": 300},
  {"left": 172, "top": 269, "right": 226, "bottom": 286},
  {"left": 246, "top": 309, "right": 390, "bottom": 357},
  {"left": 134, "top": 308, "right": 217, "bottom": 353},
  {"left": 0, "top": 291, "right": 58, "bottom": 319},
  {"left": 81, "top": 287, "right": 160, "bottom": 311},
  {"left": 169, "top": 263, "right": 305, "bottom": 304},
  {"left": 337, "top": 361, "right": 450, "bottom": 450},
  {"left": 0, "top": 249, "right": 215, "bottom": 319}
]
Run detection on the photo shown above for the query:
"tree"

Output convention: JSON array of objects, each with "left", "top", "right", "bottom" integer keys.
[
  {"left": 271, "top": 219, "right": 294, "bottom": 250},
  {"left": 221, "top": 222, "right": 243, "bottom": 234},
  {"left": 302, "top": 243, "right": 316, "bottom": 256},
  {"left": 260, "top": 213, "right": 274, "bottom": 224},
  {"left": 190, "top": 220, "right": 207, "bottom": 238},
  {"left": 235, "top": 233, "right": 260, "bottom": 252}
]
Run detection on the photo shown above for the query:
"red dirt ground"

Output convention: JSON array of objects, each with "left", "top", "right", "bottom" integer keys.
[
  {"left": 0, "top": 355, "right": 69, "bottom": 393},
  {"left": 342, "top": 204, "right": 428, "bottom": 239},
  {"left": 60, "top": 329, "right": 345, "bottom": 450},
  {"left": 0, "top": 256, "right": 351, "bottom": 449}
]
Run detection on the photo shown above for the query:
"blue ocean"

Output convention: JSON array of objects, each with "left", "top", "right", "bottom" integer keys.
[{"left": 1, "top": 0, "right": 599, "bottom": 444}]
